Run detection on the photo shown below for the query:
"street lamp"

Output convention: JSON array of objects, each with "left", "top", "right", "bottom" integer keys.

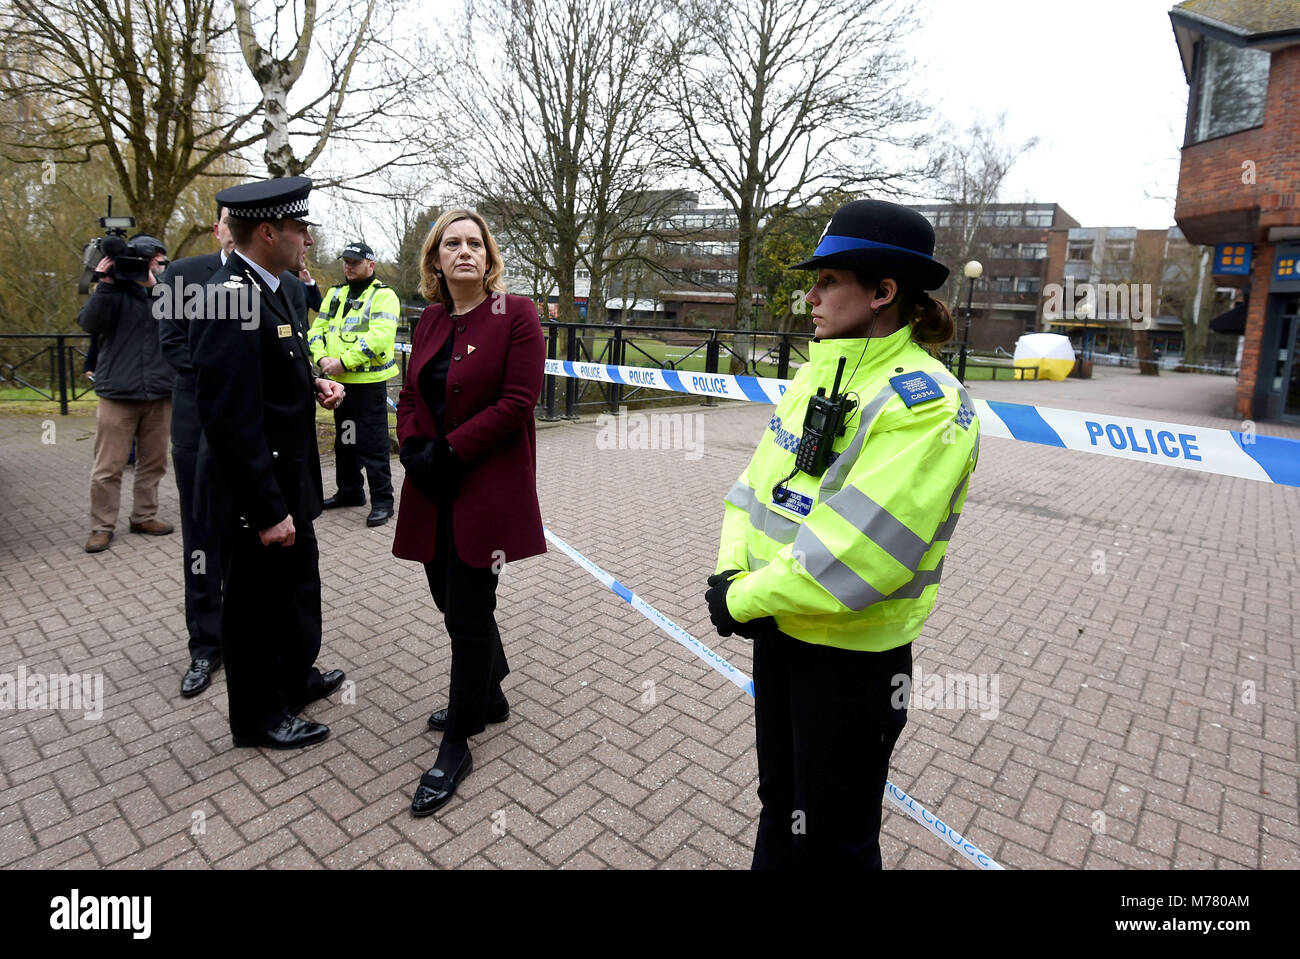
[
  {"left": 956, "top": 260, "right": 982, "bottom": 384},
  {"left": 1074, "top": 299, "right": 1094, "bottom": 378}
]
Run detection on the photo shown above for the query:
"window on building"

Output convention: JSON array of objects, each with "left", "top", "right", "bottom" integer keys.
[
  {"left": 989, "top": 276, "right": 1014, "bottom": 293},
  {"left": 1068, "top": 242, "right": 1093, "bottom": 261},
  {"left": 1020, "top": 243, "right": 1047, "bottom": 259},
  {"left": 1106, "top": 243, "right": 1132, "bottom": 263},
  {"left": 1015, "top": 277, "right": 1041, "bottom": 294},
  {"left": 1191, "top": 36, "right": 1269, "bottom": 143},
  {"left": 575, "top": 269, "right": 591, "bottom": 280}
]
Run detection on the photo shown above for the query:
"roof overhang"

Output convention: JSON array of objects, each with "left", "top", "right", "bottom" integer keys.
[{"left": 1171, "top": 6, "right": 1300, "bottom": 82}]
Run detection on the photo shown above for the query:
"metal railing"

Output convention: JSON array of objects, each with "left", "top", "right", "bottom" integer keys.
[
  {"left": 534, "top": 323, "right": 813, "bottom": 419},
  {"left": 0, "top": 334, "right": 95, "bottom": 414},
  {"left": 4, "top": 325, "right": 817, "bottom": 419}
]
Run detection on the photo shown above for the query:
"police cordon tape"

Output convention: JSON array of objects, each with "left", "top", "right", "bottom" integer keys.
[
  {"left": 542, "top": 525, "right": 1005, "bottom": 871},
  {"left": 539, "top": 359, "right": 1300, "bottom": 489}
]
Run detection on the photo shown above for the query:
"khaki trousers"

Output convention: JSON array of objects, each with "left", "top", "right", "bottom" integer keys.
[{"left": 90, "top": 396, "right": 172, "bottom": 532}]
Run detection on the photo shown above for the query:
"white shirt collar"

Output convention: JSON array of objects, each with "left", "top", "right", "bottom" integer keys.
[
  {"left": 220, "top": 250, "right": 228, "bottom": 266},
  {"left": 233, "top": 248, "right": 280, "bottom": 292}
]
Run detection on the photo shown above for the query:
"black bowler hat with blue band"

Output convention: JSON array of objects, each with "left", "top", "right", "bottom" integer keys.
[
  {"left": 791, "top": 198, "right": 950, "bottom": 291},
  {"left": 216, "top": 176, "right": 317, "bottom": 226}
]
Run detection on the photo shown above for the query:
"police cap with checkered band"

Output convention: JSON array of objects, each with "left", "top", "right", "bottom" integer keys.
[{"left": 216, "top": 176, "right": 317, "bottom": 226}]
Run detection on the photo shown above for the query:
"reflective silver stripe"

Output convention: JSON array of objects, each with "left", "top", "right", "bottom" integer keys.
[
  {"left": 931, "top": 477, "right": 969, "bottom": 544},
  {"left": 825, "top": 485, "right": 929, "bottom": 571},
  {"left": 726, "top": 480, "right": 800, "bottom": 544},
  {"left": 886, "top": 559, "right": 945, "bottom": 600},
  {"left": 725, "top": 480, "right": 753, "bottom": 510},
  {"left": 792, "top": 525, "right": 886, "bottom": 611},
  {"left": 820, "top": 383, "right": 898, "bottom": 494},
  {"left": 747, "top": 547, "right": 768, "bottom": 572},
  {"left": 366, "top": 311, "right": 399, "bottom": 322}
]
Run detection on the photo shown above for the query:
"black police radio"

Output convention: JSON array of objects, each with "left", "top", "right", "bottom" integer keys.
[{"left": 772, "top": 355, "right": 856, "bottom": 503}]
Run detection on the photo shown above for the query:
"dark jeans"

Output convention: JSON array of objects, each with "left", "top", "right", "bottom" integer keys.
[
  {"left": 171, "top": 386, "right": 223, "bottom": 663},
  {"left": 333, "top": 380, "right": 393, "bottom": 508},
  {"left": 423, "top": 507, "right": 508, "bottom": 742},
  {"left": 222, "top": 518, "right": 326, "bottom": 736},
  {"left": 751, "top": 632, "right": 911, "bottom": 870}
]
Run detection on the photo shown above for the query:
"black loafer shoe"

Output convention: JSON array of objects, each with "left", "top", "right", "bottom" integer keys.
[
  {"left": 427, "top": 703, "right": 508, "bottom": 731},
  {"left": 180, "top": 658, "right": 221, "bottom": 698},
  {"left": 289, "top": 669, "right": 346, "bottom": 713},
  {"left": 232, "top": 715, "right": 329, "bottom": 750},
  {"left": 322, "top": 493, "right": 366, "bottom": 510},
  {"left": 365, "top": 506, "right": 392, "bottom": 527},
  {"left": 410, "top": 752, "right": 473, "bottom": 817}
]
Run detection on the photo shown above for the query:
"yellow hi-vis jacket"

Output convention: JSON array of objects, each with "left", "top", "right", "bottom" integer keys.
[
  {"left": 307, "top": 278, "right": 401, "bottom": 384},
  {"left": 716, "top": 324, "right": 980, "bottom": 652}
]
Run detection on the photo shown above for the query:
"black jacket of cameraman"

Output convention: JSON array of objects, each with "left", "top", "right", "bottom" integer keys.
[{"left": 76, "top": 281, "right": 174, "bottom": 400}]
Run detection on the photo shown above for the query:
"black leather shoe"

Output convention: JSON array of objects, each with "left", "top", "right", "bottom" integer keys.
[
  {"left": 427, "top": 703, "right": 508, "bottom": 731},
  {"left": 289, "top": 669, "right": 346, "bottom": 713},
  {"left": 232, "top": 716, "right": 329, "bottom": 750},
  {"left": 180, "top": 658, "right": 221, "bottom": 698},
  {"left": 410, "top": 752, "right": 473, "bottom": 817},
  {"left": 366, "top": 506, "right": 392, "bottom": 527},
  {"left": 322, "top": 493, "right": 365, "bottom": 510}
]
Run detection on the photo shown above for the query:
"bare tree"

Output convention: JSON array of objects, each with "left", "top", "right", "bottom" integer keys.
[
  {"left": 230, "top": 0, "right": 443, "bottom": 185},
  {"left": 448, "top": 0, "right": 683, "bottom": 332},
  {"left": 662, "top": 0, "right": 930, "bottom": 364},
  {"left": 928, "top": 113, "right": 1038, "bottom": 313},
  {"left": 0, "top": 0, "right": 252, "bottom": 241}
]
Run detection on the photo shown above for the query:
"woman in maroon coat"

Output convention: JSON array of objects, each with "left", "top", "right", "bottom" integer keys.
[{"left": 393, "top": 208, "right": 545, "bottom": 816}]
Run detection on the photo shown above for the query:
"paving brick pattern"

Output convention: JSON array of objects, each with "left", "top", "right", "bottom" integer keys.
[{"left": 0, "top": 366, "right": 1296, "bottom": 869}]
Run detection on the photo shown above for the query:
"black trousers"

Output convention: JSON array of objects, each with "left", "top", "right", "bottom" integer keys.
[
  {"left": 751, "top": 632, "right": 911, "bottom": 870},
  {"left": 332, "top": 380, "right": 393, "bottom": 508},
  {"left": 423, "top": 507, "right": 508, "bottom": 742},
  {"left": 221, "top": 517, "right": 326, "bottom": 736},
  {"left": 171, "top": 385, "right": 223, "bottom": 663}
]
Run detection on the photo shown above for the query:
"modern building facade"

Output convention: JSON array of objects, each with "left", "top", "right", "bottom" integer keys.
[
  {"left": 1170, "top": 0, "right": 1300, "bottom": 421},
  {"left": 913, "top": 202, "right": 1080, "bottom": 349}
]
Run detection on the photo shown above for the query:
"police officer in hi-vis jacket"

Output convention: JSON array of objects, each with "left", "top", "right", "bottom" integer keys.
[{"left": 706, "top": 199, "right": 981, "bottom": 869}]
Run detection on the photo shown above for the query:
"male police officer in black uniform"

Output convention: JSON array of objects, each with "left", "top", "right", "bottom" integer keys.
[
  {"left": 159, "top": 203, "right": 323, "bottom": 699},
  {"left": 189, "top": 177, "right": 345, "bottom": 749}
]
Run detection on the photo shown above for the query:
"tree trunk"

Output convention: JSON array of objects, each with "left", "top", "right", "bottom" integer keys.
[{"left": 1134, "top": 329, "right": 1159, "bottom": 375}]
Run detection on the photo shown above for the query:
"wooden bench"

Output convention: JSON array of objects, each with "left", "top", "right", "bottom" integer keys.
[{"left": 963, "top": 357, "right": 1039, "bottom": 380}]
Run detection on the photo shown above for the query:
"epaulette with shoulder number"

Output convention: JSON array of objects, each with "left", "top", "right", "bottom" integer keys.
[{"left": 888, "top": 371, "right": 945, "bottom": 408}]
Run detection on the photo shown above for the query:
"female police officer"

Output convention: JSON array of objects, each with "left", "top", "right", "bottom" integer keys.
[{"left": 705, "top": 199, "right": 980, "bottom": 869}]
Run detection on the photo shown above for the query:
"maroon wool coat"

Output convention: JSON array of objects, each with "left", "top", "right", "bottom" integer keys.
[{"left": 391, "top": 293, "right": 546, "bottom": 568}]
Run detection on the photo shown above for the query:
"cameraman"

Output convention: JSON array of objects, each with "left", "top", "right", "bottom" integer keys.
[{"left": 77, "top": 235, "right": 176, "bottom": 553}]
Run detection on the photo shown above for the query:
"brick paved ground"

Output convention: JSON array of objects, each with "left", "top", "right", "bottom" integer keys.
[{"left": 0, "top": 365, "right": 1296, "bottom": 869}]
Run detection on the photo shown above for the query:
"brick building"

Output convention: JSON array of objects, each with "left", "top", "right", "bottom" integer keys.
[
  {"left": 912, "top": 203, "right": 1079, "bottom": 350},
  {"left": 1170, "top": 0, "right": 1300, "bottom": 422}
]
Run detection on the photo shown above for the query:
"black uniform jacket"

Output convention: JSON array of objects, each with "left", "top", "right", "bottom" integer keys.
[
  {"left": 189, "top": 251, "right": 324, "bottom": 532},
  {"left": 159, "top": 253, "right": 318, "bottom": 389}
]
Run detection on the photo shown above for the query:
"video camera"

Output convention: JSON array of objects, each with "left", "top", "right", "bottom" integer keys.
[{"left": 78, "top": 195, "right": 155, "bottom": 293}]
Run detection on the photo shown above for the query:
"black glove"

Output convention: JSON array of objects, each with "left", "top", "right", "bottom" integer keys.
[
  {"left": 400, "top": 436, "right": 462, "bottom": 501},
  {"left": 704, "top": 569, "right": 777, "bottom": 640}
]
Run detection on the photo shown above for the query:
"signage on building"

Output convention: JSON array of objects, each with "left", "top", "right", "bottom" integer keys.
[
  {"left": 1213, "top": 243, "right": 1252, "bottom": 276},
  {"left": 1270, "top": 243, "right": 1300, "bottom": 292}
]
